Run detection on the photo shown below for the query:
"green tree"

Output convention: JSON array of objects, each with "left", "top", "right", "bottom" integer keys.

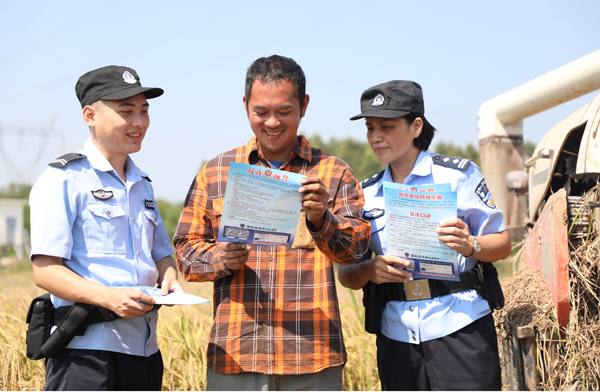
[
  {"left": 307, "top": 135, "right": 385, "bottom": 182},
  {"left": 525, "top": 140, "right": 536, "bottom": 158},
  {"left": 0, "top": 183, "right": 32, "bottom": 199},
  {"left": 156, "top": 199, "right": 183, "bottom": 245}
]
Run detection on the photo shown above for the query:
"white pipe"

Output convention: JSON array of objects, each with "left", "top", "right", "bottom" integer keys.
[{"left": 480, "top": 49, "right": 600, "bottom": 127}]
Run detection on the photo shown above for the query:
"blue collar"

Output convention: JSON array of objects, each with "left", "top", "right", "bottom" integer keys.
[
  {"left": 82, "top": 137, "right": 146, "bottom": 183},
  {"left": 375, "top": 150, "right": 434, "bottom": 197}
]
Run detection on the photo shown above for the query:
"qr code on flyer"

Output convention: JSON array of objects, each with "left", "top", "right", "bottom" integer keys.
[{"left": 225, "top": 227, "right": 250, "bottom": 239}]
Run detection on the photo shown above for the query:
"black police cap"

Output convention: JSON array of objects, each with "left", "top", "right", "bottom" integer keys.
[
  {"left": 350, "top": 80, "right": 424, "bottom": 121},
  {"left": 75, "top": 65, "right": 164, "bottom": 108}
]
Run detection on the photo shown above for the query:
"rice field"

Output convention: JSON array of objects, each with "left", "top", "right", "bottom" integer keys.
[{"left": 0, "top": 261, "right": 379, "bottom": 391}]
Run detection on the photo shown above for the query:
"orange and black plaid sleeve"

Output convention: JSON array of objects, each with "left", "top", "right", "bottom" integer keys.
[
  {"left": 304, "top": 152, "right": 370, "bottom": 264},
  {"left": 174, "top": 147, "right": 245, "bottom": 282}
]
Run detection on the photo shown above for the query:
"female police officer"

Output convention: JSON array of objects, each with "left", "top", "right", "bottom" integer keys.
[{"left": 338, "top": 80, "right": 511, "bottom": 391}]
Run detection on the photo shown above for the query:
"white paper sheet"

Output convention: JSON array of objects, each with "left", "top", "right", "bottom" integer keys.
[{"left": 129, "top": 286, "right": 210, "bottom": 305}]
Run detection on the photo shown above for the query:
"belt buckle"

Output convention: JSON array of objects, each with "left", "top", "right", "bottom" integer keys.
[{"left": 404, "top": 280, "right": 432, "bottom": 301}]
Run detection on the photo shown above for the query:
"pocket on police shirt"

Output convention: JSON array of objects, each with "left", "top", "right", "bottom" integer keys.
[
  {"left": 84, "top": 203, "right": 128, "bottom": 255},
  {"left": 142, "top": 209, "right": 162, "bottom": 249}
]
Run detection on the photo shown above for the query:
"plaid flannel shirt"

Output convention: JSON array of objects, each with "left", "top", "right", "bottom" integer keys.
[{"left": 174, "top": 135, "right": 370, "bottom": 375}]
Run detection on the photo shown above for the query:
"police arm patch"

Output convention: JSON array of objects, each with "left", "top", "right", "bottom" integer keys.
[{"left": 475, "top": 178, "right": 497, "bottom": 209}]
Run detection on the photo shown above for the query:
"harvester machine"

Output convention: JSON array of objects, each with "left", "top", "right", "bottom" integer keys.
[{"left": 478, "top": 49, "right": 600, "bottom": 390}]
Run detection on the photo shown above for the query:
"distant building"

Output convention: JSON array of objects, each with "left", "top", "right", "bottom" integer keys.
[{"left": 0, "top": 199, "right": 27, "bottom": 260}]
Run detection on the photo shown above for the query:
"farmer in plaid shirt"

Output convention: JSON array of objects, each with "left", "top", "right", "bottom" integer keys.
[{"left": 174, "top": 55, "right": 370, "bottom": 391}]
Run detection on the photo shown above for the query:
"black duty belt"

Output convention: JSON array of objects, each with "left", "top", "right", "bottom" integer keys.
[
  {"left": 53, "top": 303, "right": 161, "bottom": 336},
  {"left": 53, "top": 305, "right": 121, "bottom": 337},
  {"left": 384, "top": 269, "right": 482, "bottom": 302}
]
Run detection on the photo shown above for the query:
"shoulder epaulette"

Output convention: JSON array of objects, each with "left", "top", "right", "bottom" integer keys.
[
  {"left": 49, "top": 153, "right": 87, "bottom": 168},
  {"left": 432, "top": 154, "right": 471, "bottom": 171},
  {"left": 361, "top": 170, "right": 385, "bottom": 188}
]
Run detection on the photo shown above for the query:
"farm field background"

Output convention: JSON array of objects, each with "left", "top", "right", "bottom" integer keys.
[{"left": 0, "top": 259, "right": 381, "bottom": 391}]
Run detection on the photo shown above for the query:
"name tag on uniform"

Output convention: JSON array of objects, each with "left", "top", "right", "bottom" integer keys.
[
  {"left": 91, "top": 189, "right": 114, "bottom": 201},
  {"left": 145, "top": 199, "right": 155, "bottom": 210}
]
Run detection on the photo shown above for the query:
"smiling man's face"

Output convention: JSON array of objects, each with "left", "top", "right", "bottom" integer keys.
[
  {"left": 87, "top": 93, "right": 150, "bottom": 161},
  {"left": 243, "top": 78, "right": 309, "bottom": 162}
]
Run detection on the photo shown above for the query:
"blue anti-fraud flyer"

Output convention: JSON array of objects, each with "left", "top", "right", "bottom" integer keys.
[
  {"left": 217, "top": 162, "right": 306, "bottom": 246},
  {"left": 383, "top": 181, "right": 459, "bottom": 281}
]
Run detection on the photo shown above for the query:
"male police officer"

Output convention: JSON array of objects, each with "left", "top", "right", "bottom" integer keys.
[{"left": 29, "top": 65, "right": 182, "bottom": 390}]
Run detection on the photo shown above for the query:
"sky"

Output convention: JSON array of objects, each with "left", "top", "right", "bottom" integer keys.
[{"left": 1, "top": 0, "right": 599, "bottom": 202}]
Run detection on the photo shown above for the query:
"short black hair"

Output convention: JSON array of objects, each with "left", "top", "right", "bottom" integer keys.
[
  {"left": 245, "top": 55, "right": 306, "bottom": 112},
  {"left": 404, "top": 113, "right": 437, "bottom": 151}
]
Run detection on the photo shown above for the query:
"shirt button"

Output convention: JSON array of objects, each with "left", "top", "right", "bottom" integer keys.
[
  {"left": 147, "top": 343, "right": 150, "bottom": 348},
  {"left": 106, "top": 211, "right": 111, "bottom": 216},
  {"left": 153, "top": 217, "right": 157, "bottom": 222},
  {"left": 265, "top": 320, "right": 271, "bottom": 326},
  {"left": 137, "top": 251, "right": 140, "bottom": 256},
  {"left": 266, "top": 287, "right": 271, "bottom": 293},
  {"left": 412, "top": 336, "right": 416, "bottom": 341},
  {"left": 409, "top": 306, "right": 414, "bottom": 311},
  {"left": 132, "top": 217, "right": 135, "bottom": 222},
  {"left": 411, "top": 330, "right": 416, "bottom": 334}
]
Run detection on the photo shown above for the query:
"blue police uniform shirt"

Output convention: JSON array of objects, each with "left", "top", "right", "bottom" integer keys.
[
  {"left": 362, "top": 150, "right": 506, "bottom": 344},
  {"left": 29, "top": 137, "right": 174, "bottom": 356}
]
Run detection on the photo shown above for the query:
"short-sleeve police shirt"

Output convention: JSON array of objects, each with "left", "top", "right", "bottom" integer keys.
[
  {"left": 29, "top": 137, "right": 173, "bottom": 356},
  {"left": 361, "top": 150, "right": 506, "bottom": 344}
]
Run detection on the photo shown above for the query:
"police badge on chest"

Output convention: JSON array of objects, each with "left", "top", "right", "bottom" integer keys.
[
  {"left": 91, "top": 189, "right": 114, "bottom": 201},
  {"left": 363, "top": 208, "right": 384, "bottom": 220}
]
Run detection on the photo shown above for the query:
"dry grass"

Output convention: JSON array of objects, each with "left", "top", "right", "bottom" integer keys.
[
  {"left": 339, "top": 289, "right": 380, "bottom": 391},
  {"left": 0, "top": 263, "right": 46, "bottom": 390},
  {"left": 549, "top": 234, "right": 600, "bottom": 391},
  {"left": 494, "top": 269, "right": 556, "bottom": 339},
  {"left": 0, "top": 262, "right": 379, "bottom": 391},
  {"left": 494, "top": 190, "right": 600, "bottom": 391}
]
